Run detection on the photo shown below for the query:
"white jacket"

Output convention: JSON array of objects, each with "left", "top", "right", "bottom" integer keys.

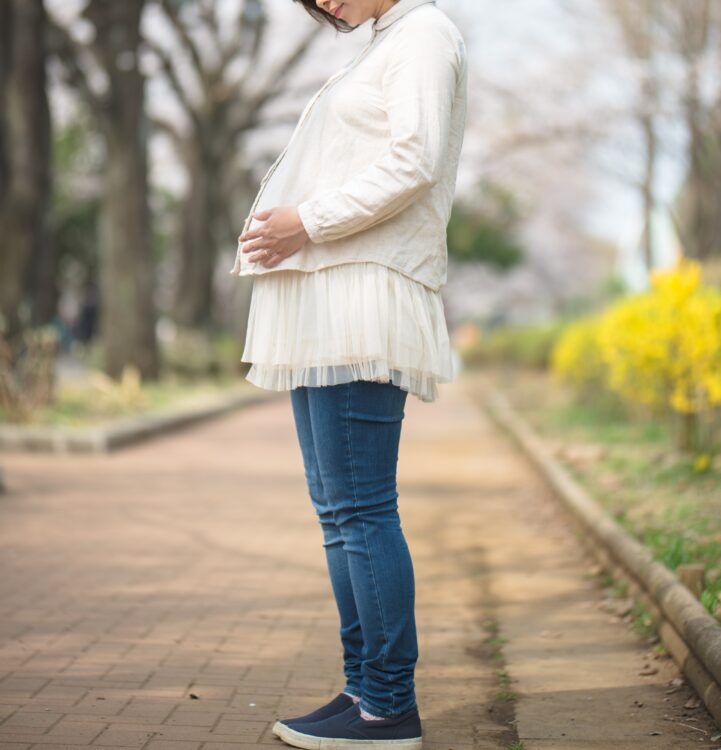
[{"left": 229, "top": 0, "right": 468, "bottom": 292}]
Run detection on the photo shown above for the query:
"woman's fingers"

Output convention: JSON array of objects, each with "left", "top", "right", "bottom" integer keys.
[
  {"left": 263, "top": 253, "right": 284, "bottom": 267},
  {"left": 252, "top": 254, "right": 273, "bottom": 266},
  {"left": 242, "top": 238, "right": 271, "bottom": 253},
  {"left": 239, "top": 226, "right": 266, "bottom": 243},
  {"left": 239, "top": 225, "right": 266, "bottom": 242},
  {"left": 246, "top": 247, "right": 286, "bottom": 265},
  {"left": 242, "top": 232, "right": 303, "bottom": 265}
]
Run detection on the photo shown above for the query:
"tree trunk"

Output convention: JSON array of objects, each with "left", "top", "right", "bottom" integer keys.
[
  {"left": 676, "top": 410, "right": 699, "bottom": 453},
  {"left": 172, "top": 144, "right": 219, "bottom": 328},
  {"left": 85, "top": 0, "right": 159, "bottom": 379},
  {"left": 674, "top": 0, "right": 721, "bottom": 262},
  {"left": 678, "top": 69, "right": 720, "bottom": 261},
  {"left": 640, "top": 108, "right": 657, "bottom": 272},
  {"left": 100, "top": 129, "right": 158, "bottom": 378},
  {"left": 0, "top": 0, "right": 52, "bottom": 343}
]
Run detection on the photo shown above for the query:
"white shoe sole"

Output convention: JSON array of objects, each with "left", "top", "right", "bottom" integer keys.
[{"left": 274, "top": 722, "right": 422, "bottom": 750}]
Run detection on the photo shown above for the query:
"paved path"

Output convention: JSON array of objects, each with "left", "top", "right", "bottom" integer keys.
[{"left": 0, "top": 373, "right": 717, "bottom": 750}]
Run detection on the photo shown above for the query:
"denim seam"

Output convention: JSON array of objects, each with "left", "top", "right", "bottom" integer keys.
[{"left": 345, "top": 383, "right": 395, "bottom": 717}]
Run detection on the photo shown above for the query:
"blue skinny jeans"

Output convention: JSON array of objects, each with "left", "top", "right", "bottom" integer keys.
[{"left": 289, "top": 380, "right": 419, "bottom": 718}]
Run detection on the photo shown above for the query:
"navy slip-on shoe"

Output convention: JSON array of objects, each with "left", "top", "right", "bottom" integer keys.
[
  {"left": 277, "top": 701, "right": 423, "bottom": 749},
  {"left": 272, "top": 692, "right": 356, "bottom": 738}
]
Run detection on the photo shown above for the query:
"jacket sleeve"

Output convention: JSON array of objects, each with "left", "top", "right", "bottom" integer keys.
[{"left": 296, "top": 24, "right": 463, "bottom": 244}]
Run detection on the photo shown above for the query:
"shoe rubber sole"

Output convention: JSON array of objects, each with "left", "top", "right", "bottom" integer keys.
[{"left": 274, "top": 722, "right": 422, "bottom": 750}]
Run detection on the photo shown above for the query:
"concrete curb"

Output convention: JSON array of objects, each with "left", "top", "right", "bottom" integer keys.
[
  {"left": 0, "top": 387, "right": 283, "bottom": 453},
  {"left": 468, "top": 379, "right": 721, "bottom": 727}
]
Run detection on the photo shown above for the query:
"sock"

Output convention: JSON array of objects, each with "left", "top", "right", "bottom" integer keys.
[
  {"left": 360, "top": 707, "right": 385, "bottom": 720},
  {"left": 343, "top": 691, "right": 361, "bottom": 703}
]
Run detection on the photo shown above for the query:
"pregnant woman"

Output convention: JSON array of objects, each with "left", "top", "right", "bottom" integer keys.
[{"left": 229, "top": 0, "right": 467, "bottom": 746}]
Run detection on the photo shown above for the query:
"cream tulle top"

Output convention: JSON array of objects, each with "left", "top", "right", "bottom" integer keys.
[
  {"left": 240, "top": 261, "right": 455, "bottom": 403},
  {"left": 237, "top": 0, "right": 466, "bottom": 403}
]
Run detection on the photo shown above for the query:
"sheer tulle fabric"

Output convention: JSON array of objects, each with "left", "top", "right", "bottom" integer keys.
[{"left": 240, "top": 261, "right": 455, "bottom": 403}]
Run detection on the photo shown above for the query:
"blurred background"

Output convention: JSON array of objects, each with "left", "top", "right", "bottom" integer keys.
[{"left": 1, "top": 0, "right": 720, "bottom": 448}]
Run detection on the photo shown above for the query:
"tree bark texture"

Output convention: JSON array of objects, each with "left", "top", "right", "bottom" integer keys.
[
  {"left": 0, "top": 0, "right": 52, "bottom": 343},
  {"left": 82, "top": 0, "right": 159, "bottom": 379}
]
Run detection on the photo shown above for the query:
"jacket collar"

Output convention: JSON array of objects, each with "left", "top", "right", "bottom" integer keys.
[{"left": 371, "top": 0, "right": 436, "bottom": 32}]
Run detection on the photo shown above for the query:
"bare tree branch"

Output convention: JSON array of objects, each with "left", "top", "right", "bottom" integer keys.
[
  {"left": 45, "top": 15, "right": 112, "bottom": 121},
  {"left": 143, "top": 36, "right": 202, "bottom": 133},
  {"left": 158, "top": 0, "right": 207, "bottom": 87},
  {"left": 149, "top": 114, "right": 185, "bottom": 152},
  {"left": 225, "top": 26, "right": 322, "bottom": 141},
  {"left": 252, "top": 26, "right": 322, "bottom": 103}
]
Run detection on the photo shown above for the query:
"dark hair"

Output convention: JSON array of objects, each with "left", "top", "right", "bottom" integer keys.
[{"left": 292, "top": 0, "right": 355, "bottom": 33}]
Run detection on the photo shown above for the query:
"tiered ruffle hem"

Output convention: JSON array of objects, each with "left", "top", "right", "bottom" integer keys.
[{"left": 240, "top": 261, "right": 455, "bottom": 403}]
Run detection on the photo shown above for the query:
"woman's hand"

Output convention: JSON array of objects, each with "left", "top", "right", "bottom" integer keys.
[{"left": 238, "top": 206, "right": 310, "bottom": 268}]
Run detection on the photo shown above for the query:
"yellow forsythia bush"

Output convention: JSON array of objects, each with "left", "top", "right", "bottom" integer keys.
[
  {"left": 551, "top": 258, "right": 721, "bottom": 447},
  {"left": 550, "top": 316, "right": 607, "bottom": 397},
  {"left": 597, "top": 258, "right": 721, "bottom": 415}
]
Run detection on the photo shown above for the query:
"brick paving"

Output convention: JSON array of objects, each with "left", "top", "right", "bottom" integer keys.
[
  {"left": 0, "top": 378, "right": 504, "bottom": 750},
  {"left": 0, "top": 373, "right": 717, "bottom": 750}
]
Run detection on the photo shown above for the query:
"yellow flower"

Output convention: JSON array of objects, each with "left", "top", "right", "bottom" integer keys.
[{"left": 551, "top": 258, "right": 721, "bottom": 421}]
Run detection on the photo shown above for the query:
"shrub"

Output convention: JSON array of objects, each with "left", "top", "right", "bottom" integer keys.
[
  {"left": 550, "top": 316, "right": 608, "bottom": 399},
  {"left": 551, "top": 257, "right": 721, "bottom": 451},
  {"left": 0, "top": 327, "right": 58, "bottom": 423},
  {"left": 598, "top": 258, "right": 721, "bottom": 449},
  {"left": 460, "top": 321, "right": 567, "bottom": 370},
  {"left": 159, "top": 325, "right": 244, "bottom": 379}
]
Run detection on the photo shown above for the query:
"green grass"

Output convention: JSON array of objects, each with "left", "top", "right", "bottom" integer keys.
[
  {"left": 1, "top": 373, "right": 253, "bottom": 428},
  {"left": 605, "top": 575, "right": 629, "bottom": 599},
  {"left": 480, "top": 365, "right": 721, "bottom": 623},
  {"left": 496, "top": 668, "right": 512, "bottom": 687},
  {"left": 544, "top": 399, "right": 667, "bottom": 445}
]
